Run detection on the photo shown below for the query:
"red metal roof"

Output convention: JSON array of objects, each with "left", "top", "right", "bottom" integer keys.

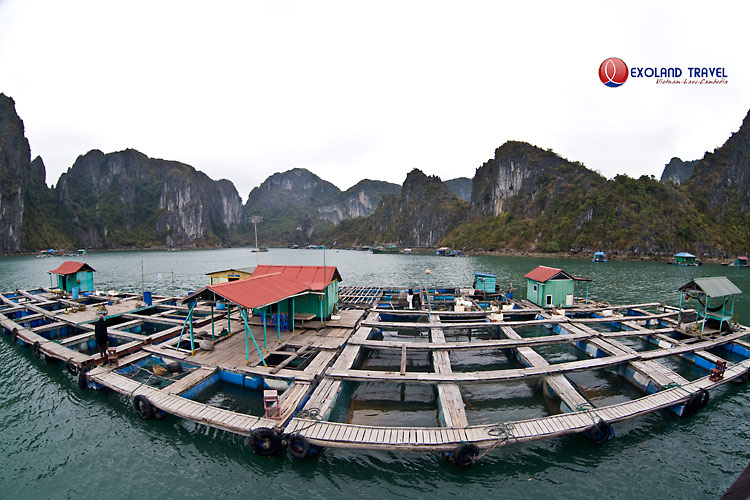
[
  {"left": 48, "top": 261, "right": 96, "bottom": 275},
  {"left": 524, "top": 265, "right": 572, "bottom": 283},
  {"left": 252, "top": 265, "right": 342, "bottom": 291},
  {"left": 184, "top": 272, "right": 310, "bottom": 310}
]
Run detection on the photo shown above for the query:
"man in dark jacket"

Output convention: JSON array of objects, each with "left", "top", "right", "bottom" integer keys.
[{"left": 94, "top": 317, "right": 108, "bottom": 357}]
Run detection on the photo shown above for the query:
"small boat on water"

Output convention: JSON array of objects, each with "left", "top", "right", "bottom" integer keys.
[
  {"left": 435, "top": 247, "right": 464, "bottom": 257},
  {"left": 592, "top": 251, "right": 607, "bottom": 263},
  {"left": 733, "top": 256, "right": 748, "bottom": 267},
  {"left": 671, "top": 252, "right": 701, "bottom": 266},
  {"left": 372, "top": 244, "right": 399, "bottom": 254},
  {"left": 251, "top": 247, "right": 268, "bottom": 253}
]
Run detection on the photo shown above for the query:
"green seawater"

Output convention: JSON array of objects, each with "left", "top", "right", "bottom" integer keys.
[{"left": 1, "top": 248, "right": 748, "bottom": 499}]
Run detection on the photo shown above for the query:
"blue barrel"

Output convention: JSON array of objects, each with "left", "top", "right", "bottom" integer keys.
[
  {"left": 143, "top": 291, "right": 152, "bottom": 306},
  {"left": 216, "top": 302, "right": 226, "bottom": 310},
  {"left": 72, "top": 287, "right": 79, "bottom": 299}
]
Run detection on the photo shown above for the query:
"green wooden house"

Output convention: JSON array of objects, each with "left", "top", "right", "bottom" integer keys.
[
  {"left": 473, "top": 272, "right": 497, "bottom": 293},
  {"left": 677, "top": 277, "right": 741, "bottom": 333},
  {"left": 252, "top": 265, "right": 342, "bottom": 319},
  {"left": 674, "top": 252, "right": 699, "bottom": 266},
  {"left": 524, "top": 265, "right": 590, "bottom": 308},
  {"left": 48, "top": 261, "right": 96, "bottom": 294}
]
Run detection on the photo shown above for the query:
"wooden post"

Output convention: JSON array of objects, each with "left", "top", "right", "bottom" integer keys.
[
  {"left": 678, "top": 290, "right": 683, "bottom": 324},
  {"left": 262, "top": 306, "right": 267, "bottom": 350},
  {"left": 291, "top": 297, "right": 295, "bottom": 333},
  {"left": 227, "top": 304, "right": 231, "bottom": 337},
  {"left": 188, "top": 302, "right": 196, "bottom": 355},
  {"left": 210, "top": 302, "right": 215, "bottom": 342},
  {"left": 276, "top": 302, "right": 280, "bottom": 342},
  {"left": 177, "top": 302, "right": 195, "bottom": 353},
  {"left": 241, "top": 307, "right": 266, "bottom": 367}
]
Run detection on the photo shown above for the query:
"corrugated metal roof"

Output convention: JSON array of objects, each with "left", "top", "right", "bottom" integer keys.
[
  {"left": 205, "top": 267, "right": 255, "bottom": 276},
  {"left": 48, "top": 261, "right": 96, "bottom": 275},
  {"left": 675, "top": 252, "right": 696, "bottom": 258},
  {"left": 253, "top": 265, "right": 342, "bottom": 291},
  {"left": 679, "top": 277, "right": 742, "bottom": 298},
  {"left": 524, "top": 266, "right": 569, "bottom": 283},
  {"left": 184, "top": 272, "right": 310, "bottom": 310}
]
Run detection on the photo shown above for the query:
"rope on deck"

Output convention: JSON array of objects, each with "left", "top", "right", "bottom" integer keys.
[{"left": 474, "top": 422, "right": 517, "bottom": 461}]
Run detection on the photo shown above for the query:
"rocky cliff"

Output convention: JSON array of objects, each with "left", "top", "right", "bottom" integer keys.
[
  {"left": 0, "top": 94, "right": 33, "bottom": 253},
  {"left": 683, "top": 109, "right": 750, "bottom": 215},
  {"left": 444, "top": 177, "right": 472, "bottom": 202},
  {"left": 56, "top": 149, "right": 242, "bottom": 248},
  {"left": 324, "top": 169, "right": 468, "bottom": 247},
  {"left": 317, "top": 179, "right": 401, "bottom": 224},
  {"left": 0, "top": 94, "right": 68, "bottom": 253},
  {"left": 660, "top": 157, "right": 697, "bottom": 184}
]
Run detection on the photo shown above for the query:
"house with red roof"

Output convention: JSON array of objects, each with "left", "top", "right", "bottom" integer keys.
[
  {"left": 48, "top": 261, "right": 96, "bottom": 294},
  {"left": 524, "top": 265, "right": 590, "bottom": 308}
]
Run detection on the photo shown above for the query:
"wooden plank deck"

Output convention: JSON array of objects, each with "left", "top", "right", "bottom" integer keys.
[
  {"left": 286, "top": 358, "right": 750, "bottom": 451},
  {"left": 430, "top": 321, "right": 468, "bottom": 428},
  {"left": 88, "top": 369, "right": 281, "bottom": 435}
]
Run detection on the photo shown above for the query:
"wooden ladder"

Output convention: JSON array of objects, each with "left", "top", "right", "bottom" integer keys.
[{"left": 263, "top": 390, "right": 281, "bottom": 420}]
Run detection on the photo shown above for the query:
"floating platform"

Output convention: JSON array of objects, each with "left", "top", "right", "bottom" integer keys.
[{"left": 2, "top": 284, "right": 749, "bottom": 466}]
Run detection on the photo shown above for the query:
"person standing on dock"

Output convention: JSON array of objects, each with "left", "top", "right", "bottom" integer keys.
[{"left": 94, "top": 317, "right": 108, "bottom": 358}]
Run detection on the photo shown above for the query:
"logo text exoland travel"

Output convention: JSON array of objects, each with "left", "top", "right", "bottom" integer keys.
[
  {"left": 630, "top": 66, "right": 728, "bottom": 85},
  {"left": 598, "top": 58, "right": 728, "bottom": 87}
]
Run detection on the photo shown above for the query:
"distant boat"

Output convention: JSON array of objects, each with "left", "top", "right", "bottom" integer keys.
[
  {"left": 671, "top": 252, "right": 701, "bottom": 266},
  {"left": 251, "top": 247, "right": 268, "bottom": 253},
  {"left": 435, "top": 247, "right": 464, "bottom": 257},
  {"left": 733, "top": 256, "right": 748, "bottom": 267},
  {"left": 400, "top": 248, "right": 413, "bottom": 254},
  {"left": 592, "top": 251, "right": 607, "bottom": 263},
  {"left": 372, "top": 244, "right": 399, "bottom": 254}
]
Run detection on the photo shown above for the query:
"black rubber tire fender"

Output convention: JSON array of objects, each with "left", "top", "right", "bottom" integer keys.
[
  {"left": 452, "top": 443, "right": 480, "bottom": 467},
  {"left": 133, "top": 395, "right": 155, "bottom": 420},
  {"left": 696, "top": 388, "right": 710, "bottom": 410},
  {"left": 589, "top": 419, "right": 612, "bottom": 444},
  {"left": 66, "top": 361, "right": 79, "bottom": 376},
  {"left": 252, "top": 428, "right": 281, "bottom": 456},
  {"left": 681, "top": 393, "right": 700, "bottom": 418},
  {"left": 32, "top": 341, "right": 41, "bottom": 359},
  {"left": 11, "top": 328, "right": 18, "bottom": 343},
  {"left": 78, "top": 368, "right": 88, "bottom": 389},
  {"left": 288, "top": 434, "right": 311, "bottom": 459}
]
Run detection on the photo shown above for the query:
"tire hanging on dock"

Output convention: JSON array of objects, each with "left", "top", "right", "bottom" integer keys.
[
  {"left": 32, "top": 341, "right": 41, "bottom": 359},
  {"left": 78, "top": 367, "right": 88, "bottom": 389},
  {"left": 681, "top": 389, "right": 709, "bottom": 418},
  {"left": 66, "top": 360, "right": 79, "bottom": 376},
  {"left": 588, "top": 419, "right": 613, "bottom": 444},
  {"left": 251, "top": 428, "right": 282, "bottom": 456},
  {"left": 451, "top": 443, "right": 480, "bottom": 467},
  {"left": 287, "top": 434, "right": 311, "bottom": 458},
  {"left": 11, "top": 328, "right": 18, "bottom": 343},
  {"left": 133, "top": 395, "right": 155, "bottom": 420}
]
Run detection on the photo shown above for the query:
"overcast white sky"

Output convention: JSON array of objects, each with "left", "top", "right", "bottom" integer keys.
[{"left": 1, "top": 1, "right": 748, "bottom": 201}]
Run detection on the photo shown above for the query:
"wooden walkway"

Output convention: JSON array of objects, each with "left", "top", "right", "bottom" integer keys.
[
  {"left": 4, "top": 285, "right": 750, "bottom": 459},
  {"left": 285, "top": 359, "right": 750, "bottom": 451}
]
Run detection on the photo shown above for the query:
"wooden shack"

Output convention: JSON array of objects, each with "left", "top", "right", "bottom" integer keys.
[
  {"left": 48, "top": 261, "right": 96, "bottom": 294},
  {"left": 473, "top": 272, "right": 497, "bottom": 293},
  {"left": 252, "top": 265, "right": 342, "bottom": 319},
  {"left": 678, "top": 277, "right": 742, "bottom": 333},
  {"left": 524, "top": 265, "right": 590, "bottom": 308},
  {"left": 674, "top": 252, "right": 699, "bottom": 266},
  {"left": 206, "top": 267, "right": 255, "bottom": 285},
  {"left": 735, "top": 256, "right": 748, "bottom": 267}
]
